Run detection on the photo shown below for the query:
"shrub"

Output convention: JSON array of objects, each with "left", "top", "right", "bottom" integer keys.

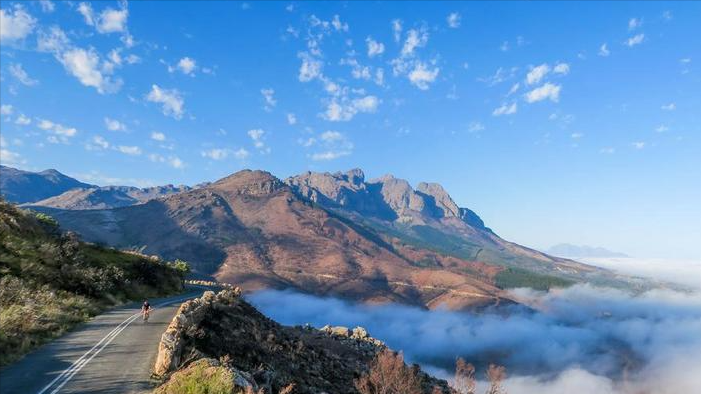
[{"left": 355, "top": 349, "right": 423, "bottom": 394}]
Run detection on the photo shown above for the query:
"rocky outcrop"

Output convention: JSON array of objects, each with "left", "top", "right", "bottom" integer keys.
[
  {"left": 154, "top": 289, "right": 242, "bottom": 376},
  {"left": 153, "top": 290, "right": 452, "bottom": 394}
]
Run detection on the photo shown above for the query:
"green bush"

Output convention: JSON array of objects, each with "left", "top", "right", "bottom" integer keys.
[{"left": 0, "top": 201, "right": 185, "bottom": 366}]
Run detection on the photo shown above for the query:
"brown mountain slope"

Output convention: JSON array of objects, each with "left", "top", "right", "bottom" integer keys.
[{"left": 41, "top": 170, "right": 513, "bottom": 310}]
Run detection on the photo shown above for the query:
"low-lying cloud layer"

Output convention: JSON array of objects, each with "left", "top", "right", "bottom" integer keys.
[{"left": 249, "top": 284, "right": 701, "bottom": 394}]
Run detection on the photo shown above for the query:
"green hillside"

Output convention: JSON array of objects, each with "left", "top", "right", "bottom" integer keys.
[{"left": 0, "top": 200, "right": 187, "bottom": 366}]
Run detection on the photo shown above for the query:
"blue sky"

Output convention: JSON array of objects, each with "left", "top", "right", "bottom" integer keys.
[{"left": 1, "top": 1, "right": 700, "bottom": 259}]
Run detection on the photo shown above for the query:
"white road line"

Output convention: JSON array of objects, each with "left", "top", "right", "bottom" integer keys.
[{"left": 36, "top": 294, "right": 197, "bottom": 394}]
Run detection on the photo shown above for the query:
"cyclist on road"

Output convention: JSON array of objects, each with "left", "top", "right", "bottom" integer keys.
[{"left": 141, "top": 300, "right": 152, "bottom": 322}]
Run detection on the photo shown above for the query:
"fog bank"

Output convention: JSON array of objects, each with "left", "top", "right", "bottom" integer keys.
[{"left": 248, "top": 285, "right": 701, "bottom": 393}]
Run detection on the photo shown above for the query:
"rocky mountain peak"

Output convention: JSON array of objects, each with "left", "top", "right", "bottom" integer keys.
[
  {"left": 211, "top": 170, "right": 285, "bottom": 196},
  {"left": 416, "top": 182, "right": 460, "bottom": 218}
]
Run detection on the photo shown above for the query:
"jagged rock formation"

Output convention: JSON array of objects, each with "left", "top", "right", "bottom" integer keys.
[{"left": 153, "top": 290, "right": 452, "bottom": 394}]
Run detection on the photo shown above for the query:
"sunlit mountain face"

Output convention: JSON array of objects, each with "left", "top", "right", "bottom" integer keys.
[{"left": 1, "top": 1, "right": 700, "bottom": 394}]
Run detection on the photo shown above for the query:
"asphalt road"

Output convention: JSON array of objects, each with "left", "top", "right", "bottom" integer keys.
[{"left": 0, "top": 289, "right": 206, "bottom": 394}]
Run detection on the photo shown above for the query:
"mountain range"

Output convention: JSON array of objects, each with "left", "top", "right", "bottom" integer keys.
[{"left": 1, "top": 165, "right": 639, "bottom": 309}]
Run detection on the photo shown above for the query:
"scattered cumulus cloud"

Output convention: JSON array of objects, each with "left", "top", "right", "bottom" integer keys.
[
  {"left": 201, "top": 148, "right": 230, "bottom": 161},
  {"left": 526, "top": 64, "right": 550, "bottom": 85},
  {"left": 146, "top": 85, "right": 185, "bottom": 119},
  {"left": 447, "top": 12, "right": 461, "bottom": 28},
  {"left": 391, "top": 19, "right": 402, "bottom": 42},
  {"left": 176, "top": 57, "right": 197, "bottom": 75},
  {"left": 38, "top": 119, "right": 78, "bottom": 143},
  {"left": 625, "top": 33, "right": 645, "bottom": 47},
  {"left": 598, "top": 43, "right": 610, "bottom": 57},
  {"left": 151, "top": 131, "right": 166, "bottom": 141},
  {"left": 117, "top": 145, "right": 141, "bottom": 156},
  {"left": 553, "top": 63, "right": 570, "bottom": 75},
  {"left": 77, "top": 2, "right": 129, "bottom": 34},
  {"left": 408, "top": 62, "right": 440, "bottom": 90},
  {"left": 39, "top": 1, "right": 55, "bottom": 13},
  {"left": 0, "top": 5, "right": 36, "bottom": 43},
  {"left": 524, "top": 83, "right": 561, "bottom": 103},
  {"left": 287, "top": 113, "right": 297, "bottom": 125},
  {"left": 632, "top": 141, "right": 645, "bottom": 149},
  {"left": 467, "top": 121, "right": 485, "bottom": 133},
  {"left": 366, "top": 36, "right": 385, "bottom": 57},
  {"left": 104, "top": 117, "right": 126, "bottom": 132},
  {"left": 324, "top": 95, "right": 380, "bottom": 122},
  {"left": 261, "top": 88, "right": 277, "bottom": 111},
  {"left": 492, "top": 102, "right": 517, "bottom": 116},
  {"left": 600, "top": 147, "right": 615, "bottom": 154},
  {"left": 248, "top": 128, "right": 269, "bottom": 152},
  {"left": 655, "top": 125, "right": 669, "bottom": 133},
  {"left": 1, "top": 105, "right": 13, "bottom": 115},
  {"left": 309, "top": 130, "right": 353, "bottom": 161},
  {"left": 15, "top": 114, "right": 31, "bottom": 125},
  {"left": 9, "top": 63, "right": 38, "bottom": 86},
  {"left": 628, "top": 17, "right": 642, "bottom": 31},
  {"left": 661, "top": 103, "right": 676, "bottom": 111}
]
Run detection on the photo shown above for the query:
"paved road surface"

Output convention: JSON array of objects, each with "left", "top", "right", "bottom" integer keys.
[{"left": 0, "top": 290, "right": 206, "bottom": 394}]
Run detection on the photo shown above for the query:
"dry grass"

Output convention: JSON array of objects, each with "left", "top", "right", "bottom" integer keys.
[{"left": 355, "top": 349, "right": 423, "bottom": 394}]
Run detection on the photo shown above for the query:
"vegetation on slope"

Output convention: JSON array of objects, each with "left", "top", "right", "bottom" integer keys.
[
  {"left": 494, "top": 267, "right": 574, "bottom": 291},
  {"left": 0, "top": 199, "right": 187, "bottom": 366}
]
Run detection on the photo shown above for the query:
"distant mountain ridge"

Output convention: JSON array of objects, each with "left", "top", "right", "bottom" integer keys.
[
  {"left": 0, "top": 165, "right": 94, "bottom": 204},
  {"left": 547, "top": 243, "right": 629, "bottom": 258},
  {"left": 0, "top": 165, "right": 190, "bottom": 209}
]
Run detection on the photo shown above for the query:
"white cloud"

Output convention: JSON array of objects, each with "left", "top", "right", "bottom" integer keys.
[
  {"left": 331, "top": 15, "right": 348, "bottom": 32},
  {"left": 446, "top": 12, "right": 461, "bottom": 28},
  {"left": 492, "top": 102, "right": 517, "bottom": 116},
  {"left": 298, "top": 52, "right": 323, "bottom": 82},
  {"left": 287, "top": 113, "right": 297, "bottom": 125},
  {"left": 401, "top": 29, "right": 428, "bottom": 57},
  {"left": 553, "top": 63, "right": 570, "bottom": 75},
  {"left": 104, "top": 117, "right": 126, "bottom": 131},
  {"left": 233, "top": 148, "right": 249, "bottom": 160},
  {"left": 655, "top": 125, "right": 669, "bottom": 133},
  {"left": 0, "top": 146, "right": 24, "bottom": 166},
  {"left": 168, "top": 156, "right": 184, "bottom": 169},
  {"left": 0, "top": 5, "right": 36, "bottom": 43},
  {"left": 366, "top": 36, "right": 385, "bottom": 57},
  {"left": 58, "top": 47, "right": 122, "bottom": 94},
  {"left": 598, "top": 43, "right": 610, "bottom": 57},
  {"left": 176, "top": 57, "right": 197, "bottom": 75},
  {"left": 628, "top": 17, "right": 642, "bottom": 31},
  {"left": 625, "top": 33, "right": 645, "bottom": 47},
  {"left": 9, "top": 63, "right": 38, "bottom": 86},
  {"left": 571, "top": 132, "right": 584, "bottom": 139},
  {"left": 39, "top": 1, "right": 55, "bottom": 13},
  {"left": 391, "top": 19, "right": 402, "bottom": 42},
  {"left": 632, "top": 141, "right": 645, "bottom": 149},
  {"left": 600, "top": 147, "right": 615, "bottom": 154},
  {"left": 408, "top": 62, "right": 440, "bottom": 90},
  {"left": 467, "top": 121, "right": 485, "bottom": 133},
  {"left": 15, "top": 114, "right": 31, "bottom": 125},
  {"left": 261, "top": 88, "right": 276, "bottom": 110},
  {"left": 38, "top": 119, "right": 78, "bottom": 143},
  {"left": 146, "top": 85, "right": 184, "bottom": 119},
  {"left": 310, "top": 130, "right": 353, "bottom": 161},
  {"left": 525, "top": 83, "right": 561, "bottom": 103},
  {"left": 324, "top": 95, "right": 380, "bottom": 122},
  {"left": 201, "top": 148, "right": 229, "bottom": 160},
  {"left": 661, "top": 103, "right": 676, "bottom": 111},
  {"left": 77, "top": 2, "right": 128, "bottom": 34},
  {"left": 526, "top": 63, "right": 550, "bottom": 85},
  {"left": 507, "top": 82, "right": 520, "bottom": 96},
  {"left": 248, "top": 128, "right": 267, "bottom": 150},
  {"left": 117, "top": 145, "right": 141, "bottom": 155},
  {"left": 88, "top": 135, "right": 109, "bottom": 150},
  {"left": 36, "top": 26, "right": 69, "bottom": 53},
  {"left": 1, "top": 104, "right": 14, "bottom": 115},
  {"left": 151, "top": 131, "right": 166, "bottom": 141}
]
